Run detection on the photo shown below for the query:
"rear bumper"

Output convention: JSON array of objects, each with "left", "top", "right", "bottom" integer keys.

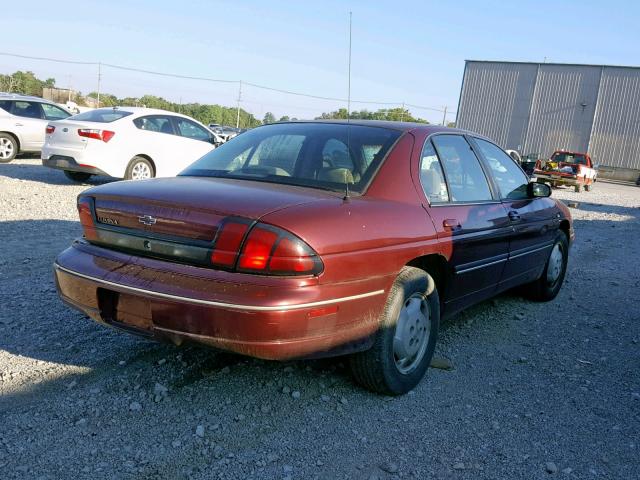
[
  {"left": 42, "top": 155, "right": 108, "bottom": 176},
  {"left": 54, "top": 241, "right": 389, "bottom": 360}
]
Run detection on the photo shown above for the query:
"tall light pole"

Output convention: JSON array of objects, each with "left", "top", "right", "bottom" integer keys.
[
  {"left": 97, "top": 62, "right": 102, "bottom": 108},
  {"left": 347, "top": 11, "right": 352, "bottom": 121}
]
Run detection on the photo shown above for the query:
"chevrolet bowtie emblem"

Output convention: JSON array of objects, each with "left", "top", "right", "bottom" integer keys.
[{"left": 138, "top": 215, "right": 157, "bottom": 226}]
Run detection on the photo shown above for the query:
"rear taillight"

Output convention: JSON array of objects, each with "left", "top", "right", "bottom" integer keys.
[
  {"left": 210, "top": 219, "right": 250, "bottom": 268},
  {"left": 210, "top": 220, "right": 322, "bottom": 276},
  {"left": 45, "top": 125, "right": 55, "bottom": 134},
  {"left": 78, "top": 129, "right": 115, "bottom": 142},
  {"left": 77, "top": 196, "right": 98, "bottom": 241}
]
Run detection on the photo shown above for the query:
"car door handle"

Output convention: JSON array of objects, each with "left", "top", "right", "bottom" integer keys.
[
  {"left": 15, "top": 123, "right": 23, "bottom": 127},
  {"left": 443, "top": 218, "right": 461, "bottom": 230},
  {"left": 508, "top": 211, "right": 521, "bottom": 222}
]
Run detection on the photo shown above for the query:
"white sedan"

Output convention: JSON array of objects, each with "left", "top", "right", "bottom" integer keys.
[{"left": 42, "top": 107, "right": 219, "bottom": 182}]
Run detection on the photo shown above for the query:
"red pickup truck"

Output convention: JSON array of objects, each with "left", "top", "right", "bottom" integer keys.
[{"left": 534, "top": 150, "right": 597, "bottom": 192}]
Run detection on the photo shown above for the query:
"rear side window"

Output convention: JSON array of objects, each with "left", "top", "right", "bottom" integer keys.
[
  {"left": 431, "top": 135, "right": 493, "bottom": 202},
  {"left": 133, "top": 115, "right": 175, "bottom": 134},
  {"left": 70, "top": 109, "right": 133, "bottom": 123},
  {"left": 0, "top": 100, "right": 10, "bottom": 112},
  {"left": 419, "top": 140, "right": 449, "bottom": 203},
  {"left": 175, "top": 117, "right": 211, "bottom": 142},
  {"left": 474, "top": 138, "right": 529, "bottom": 200},
  {"left": 13, "top": 101, "right": 43, "bottom": 119},
  {"left": 42, "top": 103, "right": 70, "bottom": 120}
]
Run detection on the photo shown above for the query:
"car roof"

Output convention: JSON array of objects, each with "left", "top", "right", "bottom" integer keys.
[
  {"left": 0, "top": 93, "right": 60, "bottom": 105},
  {"left": 280, "top": 119, "right": 470, "bottom": 136},
  {"left": 87, "top": 106, "right": 200, "bottom": 120}
]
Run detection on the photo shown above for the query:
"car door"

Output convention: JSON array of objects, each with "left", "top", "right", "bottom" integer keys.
[
  {"left": 471, "top": 137, "right": 558, "bottom": 291},
  {"left": 165, "top": 116, "right": 216, "bottom": 175},
  {"left": 10, "top": 100, "right": 48, "bottom": 149},
  {"left": 419, "top": 134, "right": 512, "bottom": 315},
  {"left": 130, "top": 114, "right": 183, "bottom": 177}
]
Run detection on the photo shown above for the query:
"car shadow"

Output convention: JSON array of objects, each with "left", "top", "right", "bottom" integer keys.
[{"left": 0, "top": 159, "right": 115, "bottom": 186}]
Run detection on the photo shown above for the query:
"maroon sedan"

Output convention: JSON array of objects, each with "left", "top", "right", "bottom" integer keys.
[{"left": 54, "top": 121, "right": 573, "bottom": 395}]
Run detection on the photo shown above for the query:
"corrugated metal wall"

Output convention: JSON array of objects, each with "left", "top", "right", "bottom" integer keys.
[
  {"left": 457, "top": 61, "right": 640, "bottom": 171},
  {"left": 589, "top": 67, "right": 640, "bottom": 170},
  {"left": 523, "top": 64, "right": 600, "bottom": 156},
  {"left": 457, "top": 62, "right": 537, "bottom": 150}
]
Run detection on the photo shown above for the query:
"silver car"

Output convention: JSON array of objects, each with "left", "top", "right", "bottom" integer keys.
[{"left": 0, "top": 93, "right": 72, "bottom": 163}]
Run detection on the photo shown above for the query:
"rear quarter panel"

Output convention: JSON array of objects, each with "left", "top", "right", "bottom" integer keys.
[{"left": 261, "top": 132, "right": 441, "bottom": 287}]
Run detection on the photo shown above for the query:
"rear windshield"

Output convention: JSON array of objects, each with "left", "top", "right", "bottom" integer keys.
[
  {"left": 69, "top": 109, "right": 133, "bottom": 123},
  {"left": 180, "top": 123, "right": 402, "bottom": 193},
  {"left": 551, "top": 152, "right": 587, "bottom": 165}
]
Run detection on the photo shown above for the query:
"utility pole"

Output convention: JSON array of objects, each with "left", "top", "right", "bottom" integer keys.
[
  {"left": 97, "top": 62, "right": 102, "bottom": 108},
  {"left": 347, "top": 11, "right": 352, "bottom": 121},
  {"left": 235, "top": 80, "right": 242, "bottom": 128},
  {"left": 67, "top": 74, "right": 72, "bottom": 102},
  {"left": 442, "top": 106, "right": 448, "bottom": 126}
]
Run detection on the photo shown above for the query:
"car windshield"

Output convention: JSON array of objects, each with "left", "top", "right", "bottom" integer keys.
[
  {"left": 180, "top": 123, "right": 402, "bottom": 193},
  {"left": 69, "top": 109, "right": 133, "bottom": 123},
  {"left": 552, "top": 152, "right": 587, "bottom": 165}
]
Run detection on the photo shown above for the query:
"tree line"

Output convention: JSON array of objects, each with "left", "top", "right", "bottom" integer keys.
[{"left": 2, "top": 70, "right": 439, "bottom": 128}]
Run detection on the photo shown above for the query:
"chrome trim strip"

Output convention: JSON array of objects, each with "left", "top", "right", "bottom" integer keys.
[
  {"left": 509, "top": 243, "right": 553, "bottom": 260},
  {"left": 456, "top": 257, "right": 507, "bottom": 274},
  {"left": 54, "top": 263, "right": 385, "bottom": 312}
]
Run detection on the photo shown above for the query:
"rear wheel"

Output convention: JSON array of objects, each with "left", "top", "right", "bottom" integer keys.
[
  {"left": 523, "top": 231, "right": 569, "bottom": 302},
  {"left": 584, "top": 183, "right": 593, "bottom": 192},
  {"left": 63, "top": 170, "right": 92, "bottom": 182},
  {"left": 349, "top": 267, "right": 439, "bottom": 395},
  {"left": 125, "top": 156, "right": 154, "bottom": 180},
  {"left": 0, "top": 133, "right": 18, "bottom": 163}
]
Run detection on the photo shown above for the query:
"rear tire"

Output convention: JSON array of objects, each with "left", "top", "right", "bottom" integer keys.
[
  {"left": 125, "top": 156, "right": 155, "bottom": 180},
  {"left": 349, "top": 267, "right": 439, "bottom": 395},
  {"left": 0, "top": 133, "right": 18, "bottom": 163},
  {"left": 63, "top": 170, "right": 92, "bottom": 182},
  {"left": 584, "top": 183, "right": 593, "bottom": 192},
  {"left": 522, "top": 231, "right": 569, "bottom": 302}
]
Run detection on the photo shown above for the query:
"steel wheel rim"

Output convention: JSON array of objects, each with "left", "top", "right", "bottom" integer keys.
[
  {"left": 131, "top": 162, "right": 151, "bottom": 180},
  {"left": 0, "top": 138, "right": 14, "bottom": 159},
  {"left": 393, "top": 293, "right": 431, "bottom": 374},
  {"left": 546, "top": 243, "right": 564, "bottom": 285}
]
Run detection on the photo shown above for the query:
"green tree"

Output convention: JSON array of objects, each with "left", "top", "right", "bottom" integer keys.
[
  {"left": 263, "top": 112, "right": 276, "bottom": 124},
  {"left": 316, "top": 107, "right": 428, "bottom": 123},
  {"left": 278, "top": 115, "right": 290, "bottom": 122}
]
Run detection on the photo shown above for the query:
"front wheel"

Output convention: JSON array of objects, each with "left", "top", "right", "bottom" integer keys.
[
  {"left": 349, "top": 267, "right": 440, "bottom": 395},
  {"left": 523, "top": 232, "right": 569, "bottom": 302},
  {"left": 0, "top": 133, "right": 18, "bottom": 163},
  {"left": 63, "top": 170, "right": 92, "bottom": 182},
  {"left": 125, "top": 156, "right": 155, "bottom": 180}
]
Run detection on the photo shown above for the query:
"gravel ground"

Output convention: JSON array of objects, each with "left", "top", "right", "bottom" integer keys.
[{"left": 1, "top": 158, "right": 639, "bottom": 480}]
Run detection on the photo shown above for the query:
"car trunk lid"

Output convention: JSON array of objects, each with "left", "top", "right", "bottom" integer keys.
[
  {"left": 46, "top": 120, "right": 92, "bottom": 150},
  {"left": 87, "top": 176, "right": 335, "bottom": 244}
]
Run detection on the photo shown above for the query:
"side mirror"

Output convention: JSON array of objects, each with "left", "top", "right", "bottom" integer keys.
[{"left": 528, "top": 182, "right": 551, "bottom": 198}]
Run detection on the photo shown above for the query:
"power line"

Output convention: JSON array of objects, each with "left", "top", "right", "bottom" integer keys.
[{"left": 0, "top": 51, "right": 451, "bottom": 113}]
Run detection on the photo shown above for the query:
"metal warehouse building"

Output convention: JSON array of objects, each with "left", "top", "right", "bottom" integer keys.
[{"left": 456, "top": 60, "right": 640, "bottom": 181}]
